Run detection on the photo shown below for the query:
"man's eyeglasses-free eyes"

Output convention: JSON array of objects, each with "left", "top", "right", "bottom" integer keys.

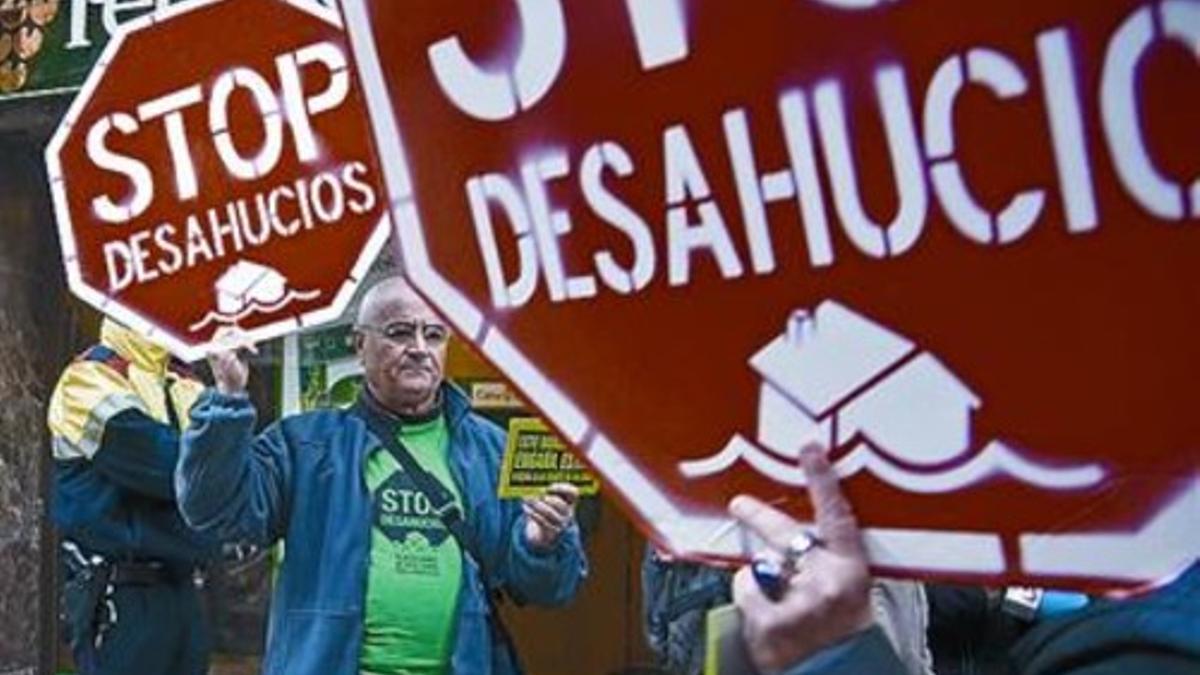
[{"left": 357, "top": 321, "right": 450, "bottom": 346}]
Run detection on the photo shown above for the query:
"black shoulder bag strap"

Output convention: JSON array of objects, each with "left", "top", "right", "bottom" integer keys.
[{"left": 362, "top": 415, "right": 524, "bottom": 674}]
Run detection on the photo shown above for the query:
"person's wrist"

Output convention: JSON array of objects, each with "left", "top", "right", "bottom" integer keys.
[
  {"left": 213, "top": 382, "right": 246, "bottom": 397},
  {"left": 525, "top": 522, "right": 568, "bottom": 554},
  {"left": 770, "top": 624, "right": 880, "bottom": 675},
  {"left": 771, "top": 619, "right": 875, "bottom": 674},
  {"left": 844, "top": 604, "right": 874, "bottom": 636},
  {"left": 830, "top": 582, "right": 876, "bottom": 646},
  {"left": 527, "top": 529, "right": 557, "bottom": 552},
  {"left": 770, "top": 579, "right": 873, "bottom": 670}
]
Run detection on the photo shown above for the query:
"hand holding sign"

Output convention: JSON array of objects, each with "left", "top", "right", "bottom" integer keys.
[
  {"left": 207, "top": 327, "right": 257, "bottom": 396},
  {"left": 523, "top": 483, "right": 579, "bottom": 551},
  {"left": 730, "top": 446, "right": 873, "bottom": 672}
]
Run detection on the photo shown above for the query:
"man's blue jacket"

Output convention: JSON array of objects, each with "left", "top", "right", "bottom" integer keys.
[{"left": 175, "top": 385, "right": 587, "bottom": 675}]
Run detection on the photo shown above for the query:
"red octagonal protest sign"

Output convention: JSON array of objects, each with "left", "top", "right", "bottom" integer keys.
[
  {"left": 343, "top": 0, "right": 1200, "bottom": 590},
  {"left": 47, "top": 0, "right": 388, "bottom": 361}
]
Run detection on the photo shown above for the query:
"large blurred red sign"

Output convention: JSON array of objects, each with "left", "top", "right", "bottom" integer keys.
[
  {"left": 47, "top": 0, "right": 388, "bottom": 361},
  {"left": 343, "top": 0, "right": 1199, "bottom": 589}
]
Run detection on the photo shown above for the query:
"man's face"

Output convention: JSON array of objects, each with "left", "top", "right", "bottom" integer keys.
[{"left": 355, "top": 287, "right": 449, "bottom": 412}]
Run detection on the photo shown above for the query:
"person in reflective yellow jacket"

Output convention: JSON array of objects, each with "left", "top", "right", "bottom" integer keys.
[{"left": 48, "top": 318, "right": 218, "bottom": 675}]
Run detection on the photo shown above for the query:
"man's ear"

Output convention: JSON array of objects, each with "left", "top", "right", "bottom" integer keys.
[{"left": 353, "top": 331, "right": 365, "bottom": 356}]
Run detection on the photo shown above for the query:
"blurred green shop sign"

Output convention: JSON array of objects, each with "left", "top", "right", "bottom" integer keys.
[
  {"left": 298, "top": 323, "right": 359, "bottom": 411},
  {"left": 0, "top": 0, "right": 190, "bottom": 98},
  {"left": 3, "top": 0, "right": 339, "bottom": 97}
]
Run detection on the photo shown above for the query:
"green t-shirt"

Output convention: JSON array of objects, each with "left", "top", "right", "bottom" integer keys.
[{"left": 360, "top": 416, "right": 463, "bottom": 675}]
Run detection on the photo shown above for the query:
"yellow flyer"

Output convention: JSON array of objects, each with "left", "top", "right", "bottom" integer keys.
[{"left": 497, "top": 418, "right": 600, "bottom": 498}]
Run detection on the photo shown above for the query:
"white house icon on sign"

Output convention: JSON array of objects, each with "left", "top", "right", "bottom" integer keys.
[
  {"left": 751, "top": 304, "right": 979, "bottom": 468},
  {"left": 188, "top": 259, "right": 321, "bottom": 335},
  {"left": 681, "top": 300, "right": 1103, "bottom": 494},
  {"left": 217, "top": 260, "right": 288, "bottom": 315}
]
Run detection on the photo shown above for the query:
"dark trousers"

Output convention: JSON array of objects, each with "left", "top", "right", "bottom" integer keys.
[{"left": 68, "top": 578, "right": 209, "bottom": 675}]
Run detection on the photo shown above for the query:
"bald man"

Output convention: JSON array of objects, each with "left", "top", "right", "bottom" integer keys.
[{"left": 176, "top": 277, "right": 588, "bottom": 675}]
